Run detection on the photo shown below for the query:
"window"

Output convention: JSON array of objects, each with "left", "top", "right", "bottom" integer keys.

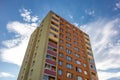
[
  {"left": 45, "top": 63, "right": 51, "bottom": 69},
  {"left": 51, "top": 66, "right": 56, "bottom": 71},
  {"left": 76, "top": 67, "right": 82, "bottom": 73},
  {"left": 84, "top": 71, "right": 88, "bottom": 75},
  {"left": 66, "top": 49, "right": 72, "bottom": 54},
  {"left": 66, "top": 32, "right": 71, "bottom": 36},
  {"left": 66, "top": 27, "right": 70, "bottom": 32},
  {"left": 59, "top": 61, "right": 63, "bottom": 66},
  {"left": 74, "top": 37, "right": 78, "bottom": 40},
  {"left": 60, "top": 33, "right": 63, "bottom": 38},
  {"left": 58, "top": 69, "right": 62, "bottom": 75},
  {"left": 88, "top": 53, "right": 93, "bottom": 57},
  {"left": 74, "top": 41, "right": 78, "bottom": 46},
  {"left": 45, "top": 63, "right": 56, "bottom": 71},
  {"left": 74, "top": 47, "right": 79, "bottom": 52},
  {"left": 67, "top": 72, "right": 73, "bottom": 78},
  {"left": 60, "top": 39, "right": 63, "bottom": 43},
  {"left": 50, "top": 26, "right": 58, "bottom": 32},
  {"left": 46, "top": 54, "right": 56, "bottom": 61},
  {"left": 89, "top": 59, "right": 94, "bottom": 63},
  {"left": 76, "top": 60, "right": 81, "bottom": 65},
  {"left": 59, "top": 46, "right": 63, "bottom": 50},
  {"left": 32, "top": 60, "right": 35, "bottom": 66},
  {"left": 90, "top": 64, "right": 96, "bottom": 70},
  {"left": 66, "top": 56, "right": 72, "bottom": 61},
  {"left": 84, "top": 64, "right": 87, "bottom": 67},
  {"left": 82, "top": 51, "right": 85, "bottom": 54},
  {"left": 66, "top": 37, "right": 71, "bottom": 41},
  {"left": 30, "top": 69, "right": 33, "bottom": 76},
  {"left": 75, "top": 53, "right": 80, "bottom": 58},
  {"left": 59, "top": 52, "right": 63, "bottom": 57},
  {"left": 74, "top": 31, "right": 78, "bottom": 35},
  {"left": 43, "top": 75, "right": 48, "bottom": 80},
  {"left": 66, "top": 43, "right": 71, "bottom": 47},
  {"left": 77, "top": 76, "right": 82, "bottom": 80},
  {"left": 82, "top": 56, "right": 86, "bottom": 60},
  {"left": 60, "top": 28, "right": 63, "bottom": 32},
  {"left": 66, "top": 63, "right": 72, "bottom": 69}
]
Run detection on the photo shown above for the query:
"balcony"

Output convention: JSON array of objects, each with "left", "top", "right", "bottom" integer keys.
[
  {"left": 46, "top": 58, "right": 56, "bottom": 65},
  {"left": 47, "top": 50, "right": 57, "bottom": 56},
  {"left": 48, "top": 42, "right": 57, "bottom": 48},
  {"left": 49, "top": 32, "right": 58, "bottom": 42},
  {"left": 44, "top": 69, "right": 56, "bottom": 76}
]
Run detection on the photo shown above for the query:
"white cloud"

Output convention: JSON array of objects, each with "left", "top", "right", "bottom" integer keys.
[
  {"left": 85, "top": 9, "right": 95, "bottom": 16},
  {"left": 98, "top": 71, "right": 120, "bottom": 80},
  {"left": 81, "top": 16, "right": 85, "bottom": 19},
  {"left": 116, "top": 1, "right": 120, "bottom": 9},
  {"left": 68, "top": 14, "right": 73, "bottom": 19},
  {"left": 80, "top": 18, "right": 120, "bottom": 80},
  {"left": 73, "top": 22, "right": 79, "bottom": 27},
  {"left": 7, "top": 21, "right": 36, "bottom": 37},
  {"left": 2, "top": 38, "right": 21, "bottom": 48},
  {"left": 31, "top": 16, "right": 39, "bottom": 22},
  {"left": 0, "top": 72, "right": 15, "bottom": 78},
  {"left": 0, "top": 8, "right": 39, "bottom": 66},
  {"left": 19, "top": 8, "right": 39, "bottom": 23},
  {"left": 0, "top": 21, "right": 37, "bottom": 66},
  {"left": 19, "top": 8, "right": 31, "bottom": 22}
]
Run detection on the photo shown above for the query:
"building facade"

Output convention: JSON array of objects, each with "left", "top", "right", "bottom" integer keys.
[{"left": 17, "top": 11, "right": 98, "bottom": 80}]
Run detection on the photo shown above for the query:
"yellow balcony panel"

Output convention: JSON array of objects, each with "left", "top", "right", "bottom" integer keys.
[
  {"left": 84, "top": 35, "right": 89, "bottom": 39},
  {"left": 50, "top": 23, "right": 59, "bottom": 30},
  {"left": 85, "top": 39, "right": 90, "bottom": 43},
  {"left": 88, "top": 55, "right": 93, "bottom": 59},
  {"left": 87, "top": 49, "right": 92, "bottom": 53},
  {"left": 85, "top": 44, "right": 91, "bottom": 48},
  {"left": 52, "top": 14, "right": 60, "bottom": 20},
  {"left": 50, "top": 29, "right": 59, "bottom": 35},
  {"left": 49, "top": 34, "right": 58, "bottom": 42},
  {"left": 51, "top": 18, "right": 60, "bottom": 25}
]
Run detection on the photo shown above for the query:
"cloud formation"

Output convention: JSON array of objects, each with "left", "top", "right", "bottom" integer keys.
[
  {"left": 0, "top": 8, "right": 38, "bottom": 66},
  {"left": 116, "top": 1, "right": 120, "bottom": 9},
  {"left": 0, "top": 72, "right": 15, "bottom": 78},
  {"left": 0, "top": 8, "right": 120, "bottom": 80},
  {"left": 19, "top": 8, "right": 39, "bottom": 23},
  {"left": 68, "top": 14, "right": 73, "bottom": 19},
  {"left": 85, "top": 9, "right": 95, "bottom": 16},
  {"left": 80, "top": 18, "right": 120, "bottom": 80}
]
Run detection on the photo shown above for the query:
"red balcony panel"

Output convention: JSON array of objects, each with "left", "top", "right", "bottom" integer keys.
[
  {"left": 48, "top": 42, "right": 57, "bottom": 48},
  {"left": 46, "top": 59, "right": 56, "bottom": 65},
  {"left": 44, "top": 69, "right": 56, "bottom": 76},
  {"left": 47, "top": 50, "right": 57, "bottom": 56},
  {"left": 90, "top": 62, "right": 95, "bottom": 65},
  {"left": 90, "top": 67, "right": 97, "bottom": 71}
]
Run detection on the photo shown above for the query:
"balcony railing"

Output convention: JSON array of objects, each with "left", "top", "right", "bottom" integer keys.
[
  {"left": 47, "top": 50, "right": 57, "bottom": 57},
  {"left": 48, "top": 42, "right": 57, "bottom": 48},
  {"left": 46, "top": 58, "right": 56, "bottom": 66},
  {"left": 44, "top": 69, "right": 56, "bottom": 76}
]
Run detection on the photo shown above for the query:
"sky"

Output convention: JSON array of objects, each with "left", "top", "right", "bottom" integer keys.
[{"left": 0, "top": 0, "right": 120, "bottom": 80}]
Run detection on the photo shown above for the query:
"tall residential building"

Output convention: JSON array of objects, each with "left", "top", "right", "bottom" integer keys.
[{"left": 17, "top": 11, "right": 98, "bottom": 80}]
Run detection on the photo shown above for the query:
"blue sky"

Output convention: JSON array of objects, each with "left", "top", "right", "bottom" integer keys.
[{"left": 0, "top": 0, "right": 120, "bottom": 80}]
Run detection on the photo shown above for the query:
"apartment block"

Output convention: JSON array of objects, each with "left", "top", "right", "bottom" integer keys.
[{"left": 17, "top": 11, "right": 98, "bottom": 80}]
